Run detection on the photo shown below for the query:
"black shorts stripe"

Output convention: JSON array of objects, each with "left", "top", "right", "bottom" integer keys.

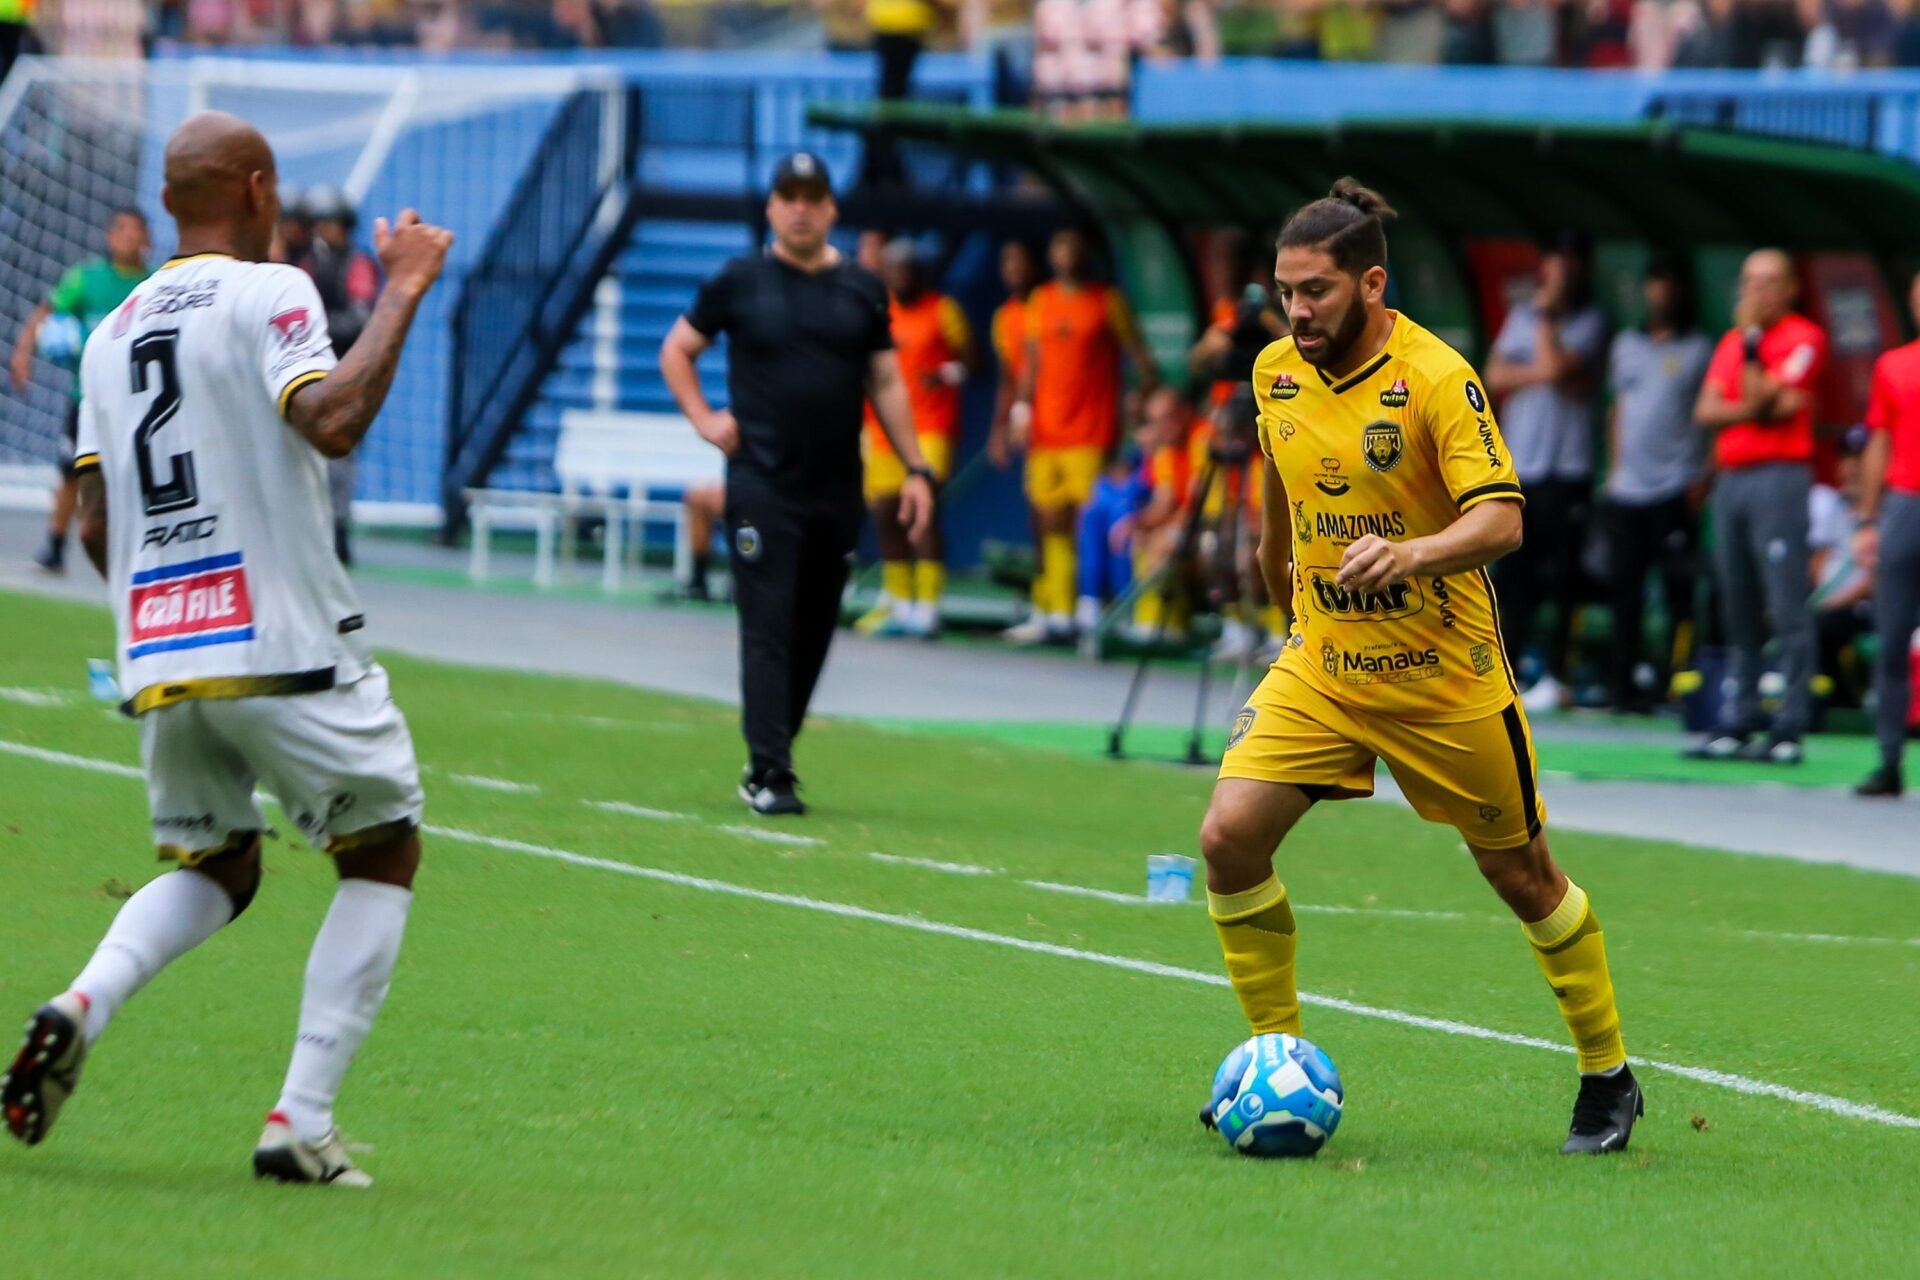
[
  {"left": 1499, "top": 701, "right": 1542, "bottom": 839},
  {"left": 1456, "top": 481, "right": 1523, "bottom": 508}
]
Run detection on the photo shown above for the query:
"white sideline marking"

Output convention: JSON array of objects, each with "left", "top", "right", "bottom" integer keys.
[
  {"left": 0, "top": 736, "right": 1898, "bottom": 948},
  {"left": 868, "top": 852, "right": 999, "bottom": 876},
  {"left": 8, "top": 736, "right": 1920, "bottom": 1128},
  {"left": 1743, "top": 930, "right": 1920, "bottom": 948},
  {"left": 449, "top": 773, "right": 541, "bottom": 794},
  {"left": 588, "top": 799, "right": 695, "bottom": 822},
  {"left": 0, "top": 739, "right": 141, "bottom": 778},
  {"left": 423, "top": 823, "right": 1920, "bottom": 1132},
  {"left": 0, "top": 686, "right": 68, "bottom": 707},
  {"left": 718, "top": 824, "right": 824, "bottom": 848},
  {"left": 1025, "top": 879, "right": 1152, "bottom": 905}
]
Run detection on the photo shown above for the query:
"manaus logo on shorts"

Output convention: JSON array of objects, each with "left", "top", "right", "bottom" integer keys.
[
  {"left": 1228, "top": 706, "right": 1257, "bottom": 749},
  {"left": 735, "top": 524, "right": 763, "bottom": 563}
]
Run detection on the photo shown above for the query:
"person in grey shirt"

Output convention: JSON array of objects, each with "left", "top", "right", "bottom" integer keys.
[
  {"left": 1601, "top": 257, "right": 1714, "bottom": 712},
  {"left": 1486, "top": 231, "right": 1609, "bottom": 712}
]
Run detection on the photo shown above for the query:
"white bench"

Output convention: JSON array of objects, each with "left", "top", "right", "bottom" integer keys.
[{"left": 464, "top": 409, "right": 724, "bottom": 592}]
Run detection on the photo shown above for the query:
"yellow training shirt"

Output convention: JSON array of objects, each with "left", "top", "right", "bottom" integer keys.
[{"left": 1253, "top": 312, "right": 1524, "bottom": 722}]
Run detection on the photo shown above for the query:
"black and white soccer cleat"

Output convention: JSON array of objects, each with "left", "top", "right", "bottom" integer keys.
[
  {"left": 1561, "top": 1065, "right": 1644, "bottom": 1155},
  {"left": 2, "top": 992, "right": 89, "bottom": 1147}
]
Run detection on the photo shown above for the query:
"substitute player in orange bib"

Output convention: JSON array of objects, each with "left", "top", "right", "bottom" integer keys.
[{"left": 1196, "top": 180, "right": 1640, "bottom": 1154}]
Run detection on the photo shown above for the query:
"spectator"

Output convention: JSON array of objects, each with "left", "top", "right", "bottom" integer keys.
[
  {"left": 861, "top": 0, "right": 949, "bottom": 188},
  {"left": 987, "top": 239, "right": 1039, "bottom": 470},
  {"left": 855, "top": 241, "right": 973, "bottom": 639},
  {"left": 682, "top": 482, "right": 726, "bottom": 600},
  {"left": 1669, "top": 0, "right": 1738, "bottom": 65},
  {"left": 1004, "top": 227, "right": 1158, "bottom": 645},
  {"left": 1854, "top": 269, "right": 1920, "bottom": 796},
  {"left": 1123, "top": 384, "right": 1207, "bottom": 642},
  {"left": 9, "top": 207, "right": 151, "bottom": 575},
  {"left": 1600, "top": 255, "right": 1713, "bottom": 713},
  {"left": 1485, "top": 230, "right": 1608, "bottom": 713},
  {"left": 1688, "top": 248, "right": 1827, "bottom": 764},
  {"left": 277, "top": 185, "right": 312, "bottom": 268},
  {"left": 1441, "top": 0, "right": 1499, "bottom": 62},
  {"left": 298, "top": 185, "right": 380, "bottom": 567},
  {"left": 1809, "top": 426, "right": 1874, "bottom": 708}
]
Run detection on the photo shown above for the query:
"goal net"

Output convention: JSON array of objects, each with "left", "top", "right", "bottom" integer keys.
[{"left": 0, "top": 55, "right": 602, "bottom": 522}]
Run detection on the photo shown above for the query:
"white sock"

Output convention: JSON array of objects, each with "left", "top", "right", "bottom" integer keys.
[
  {"left": 275, "top": 879, "right": 412, "bottom": 1142},
  {"left": 69, "top": 869, "right": 234, "bottom": 1043}
]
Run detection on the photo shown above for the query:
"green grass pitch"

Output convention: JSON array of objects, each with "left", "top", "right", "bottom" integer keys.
[{"left": 1, "top": 587, "right": 1916, "bottom": 1278}]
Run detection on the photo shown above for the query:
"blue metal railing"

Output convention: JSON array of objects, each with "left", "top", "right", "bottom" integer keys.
[{"left": 444, "top": 84, "right": 639, "bottom": 528}]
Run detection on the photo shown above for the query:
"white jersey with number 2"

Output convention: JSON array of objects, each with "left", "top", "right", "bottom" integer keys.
[{"left": 76, "top": 252, "right": 368, "bottom": 714}]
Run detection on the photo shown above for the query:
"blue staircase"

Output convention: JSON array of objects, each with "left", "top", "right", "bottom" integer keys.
[{"left": 489, "top": 217, "right": 751, "bottom": 492}]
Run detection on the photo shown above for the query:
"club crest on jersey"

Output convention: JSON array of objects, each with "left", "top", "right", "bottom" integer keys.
[
  {"left": 1465, "top": 380, "right": 1486, "bottom": 413},
  {"left": 268, "top": 307, "right": 312, "bottom": 347},
  {"left": 1362, "top": 421, "right": 1404, "bottom": 473},
  {"left": 127, "top": 552, "right": 256, "bottom": 659},
  {"left": 1379, "top": 379, "right": 1409, "bottom": 408},
  {"left": 1271, "top": 373, "right": 1300, "bottom": 400}
]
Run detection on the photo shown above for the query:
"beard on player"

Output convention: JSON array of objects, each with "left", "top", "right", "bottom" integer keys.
[{"left": 1289, "top": 290, "right": 1370, "bottom": 371}]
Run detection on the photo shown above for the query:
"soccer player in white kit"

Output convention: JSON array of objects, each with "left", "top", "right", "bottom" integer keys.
[{"left": 0, "top": 112, "right": 453, "bottom": 1186}]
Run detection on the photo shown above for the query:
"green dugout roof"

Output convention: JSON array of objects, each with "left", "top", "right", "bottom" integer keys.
[{"left": 807, "top": 103, "right": 1920, "bottom": 253}]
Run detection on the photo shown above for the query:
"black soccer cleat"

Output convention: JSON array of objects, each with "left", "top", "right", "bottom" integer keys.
[
  {"left": 1684, "top": 732, "right": 1749, "bottom": 761},
  {"left": 1561, "top": 1065, "right": 1643, "bottom": 1155},
  {"left": 2, "top": 993, "right": 89, "bottom": 1147},
  {"left": 739, "top": 767, "right": 806, "bottom": 817},
  {"left": 1855, "top": 767, "right": 1904, "bottom": 799}
]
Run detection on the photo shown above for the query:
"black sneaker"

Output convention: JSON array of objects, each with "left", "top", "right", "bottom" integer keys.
[
  {"left": 29, "top": 540, "right": 64, "bottom": 574},
  {"left": 1684, "top": 732, "right": 1748, "bottom": 760},
  {"left": 1739, "top": 734, "right": 1803, "bottom": 765},
  {"left": 1855, "top": 767, "right": 1904, "bottom": 799},
  {"left": 739, "top": 767, "right": 806, "bottom": 816},
  {"left": 1561, "top": 1065, "right": 1643, "bottom": 1155}
]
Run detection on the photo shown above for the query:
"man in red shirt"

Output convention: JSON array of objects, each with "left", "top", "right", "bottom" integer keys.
[
  {"left": 1855, "top": 270, "right": 1920, "bottom": 797},
  {"left": 1689, "top": 249, "right": 1828, "bottom": 764}
]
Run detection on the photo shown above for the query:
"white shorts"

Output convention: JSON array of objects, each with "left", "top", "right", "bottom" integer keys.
[{"left": 140, "top": 665, "right": 424, "bottom": 865}]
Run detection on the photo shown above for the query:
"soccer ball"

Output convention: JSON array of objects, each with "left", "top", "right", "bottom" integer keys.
[
  {"left": 36, "top": 313, "right": 84, "bottom": 367},
  {"left": 1205, "top": 1033, "right": 1344, "bottom": 1158}
]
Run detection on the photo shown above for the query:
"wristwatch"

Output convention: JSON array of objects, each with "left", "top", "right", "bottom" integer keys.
[{"left": 908, "top": 465, "right": 937, "bottom": 486}]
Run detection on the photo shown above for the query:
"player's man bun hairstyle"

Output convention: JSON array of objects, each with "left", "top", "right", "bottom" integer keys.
[{"left": 1278, "top": 177, "right": 1398, "bottom": 277}]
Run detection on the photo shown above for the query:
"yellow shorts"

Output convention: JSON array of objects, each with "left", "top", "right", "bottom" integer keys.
[
  {"left": 863, "top": 433, "right": 953, "bottom": 503},
  {"left": 1219, "top": 663, "right": 1546, "bottom": 849},
  {"left": 1025, "top": 445, "right": 1105, "bottom": 510}
]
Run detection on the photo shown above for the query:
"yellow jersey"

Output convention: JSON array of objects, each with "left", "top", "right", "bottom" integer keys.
[{"left": 1253, "top": 312, "right": 1525, "bottom": 723}]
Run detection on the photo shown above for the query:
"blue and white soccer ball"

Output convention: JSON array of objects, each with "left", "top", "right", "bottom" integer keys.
[
  {"left": 1206, "top": 1033, "right": 1344, "bottom": 1158},
  {"left": 35, "top": 313, "right": 84, "bottom": 367}
]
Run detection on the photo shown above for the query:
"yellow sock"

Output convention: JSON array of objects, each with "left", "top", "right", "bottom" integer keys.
[
  {"left": 913, "top": 561, "right": 945, "bottom": 605},
  {"left": 1134, "top": 590, "right": 1164, "bottom": 631},
  {"left": 881, "top": 561, "right": 912, "bottom": 603},
  {"left": 1042, "top": 533, "right": 1075, "bottom": 617},
  {"left": 1208, "top": 875, "right": 1301, "bottom": 1035},
  {"left": 1523, "top": 880, "right": 1626, "bottom": 1074}
]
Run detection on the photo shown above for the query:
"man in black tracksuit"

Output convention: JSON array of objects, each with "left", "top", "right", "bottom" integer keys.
[{"left": 660, "top": 152, "right": 934, "bottom": 815}]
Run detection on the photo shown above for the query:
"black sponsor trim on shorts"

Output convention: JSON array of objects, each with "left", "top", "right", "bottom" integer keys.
[
  {"left": 1499, "top": 701, "right": 1542, "bottom": 839},
  {"left": 1456, "top": 481, "right": 1523, "bottom": 508}
]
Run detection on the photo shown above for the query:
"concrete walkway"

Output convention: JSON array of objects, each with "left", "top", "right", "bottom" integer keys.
[{"left": 4, "top": 510, "right": 1914, "bottom": 877}]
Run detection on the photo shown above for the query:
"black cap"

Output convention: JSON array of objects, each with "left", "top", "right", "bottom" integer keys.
[{"left": 770, "top": 151, "right": 833, "bottom": 197}]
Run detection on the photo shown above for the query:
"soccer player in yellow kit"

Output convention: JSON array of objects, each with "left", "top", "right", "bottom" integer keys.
[{"left": 1198, "top": 180, "right": 1641, "bottom": 1155}]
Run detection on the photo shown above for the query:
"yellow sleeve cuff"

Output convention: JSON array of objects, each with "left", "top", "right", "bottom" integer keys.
[{"left": 277, "top": 370, "right": 328, "bottom": 418}]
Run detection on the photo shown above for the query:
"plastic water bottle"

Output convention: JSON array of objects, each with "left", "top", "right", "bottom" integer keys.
[
  {"left": 1146, "top": 854, "right": 1198, "bottom": 903},
  {"left": 86, "top": 659, "right": 120, "bottom": 705}
]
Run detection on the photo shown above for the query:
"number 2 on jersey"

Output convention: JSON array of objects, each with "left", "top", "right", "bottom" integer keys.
[{"left": 131, "top": 329, "right": 197, "bottom": 515}]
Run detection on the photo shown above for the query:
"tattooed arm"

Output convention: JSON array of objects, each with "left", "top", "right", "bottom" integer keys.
[{"left": 286, "top": 210, "right": 452, "bottom": 458}]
